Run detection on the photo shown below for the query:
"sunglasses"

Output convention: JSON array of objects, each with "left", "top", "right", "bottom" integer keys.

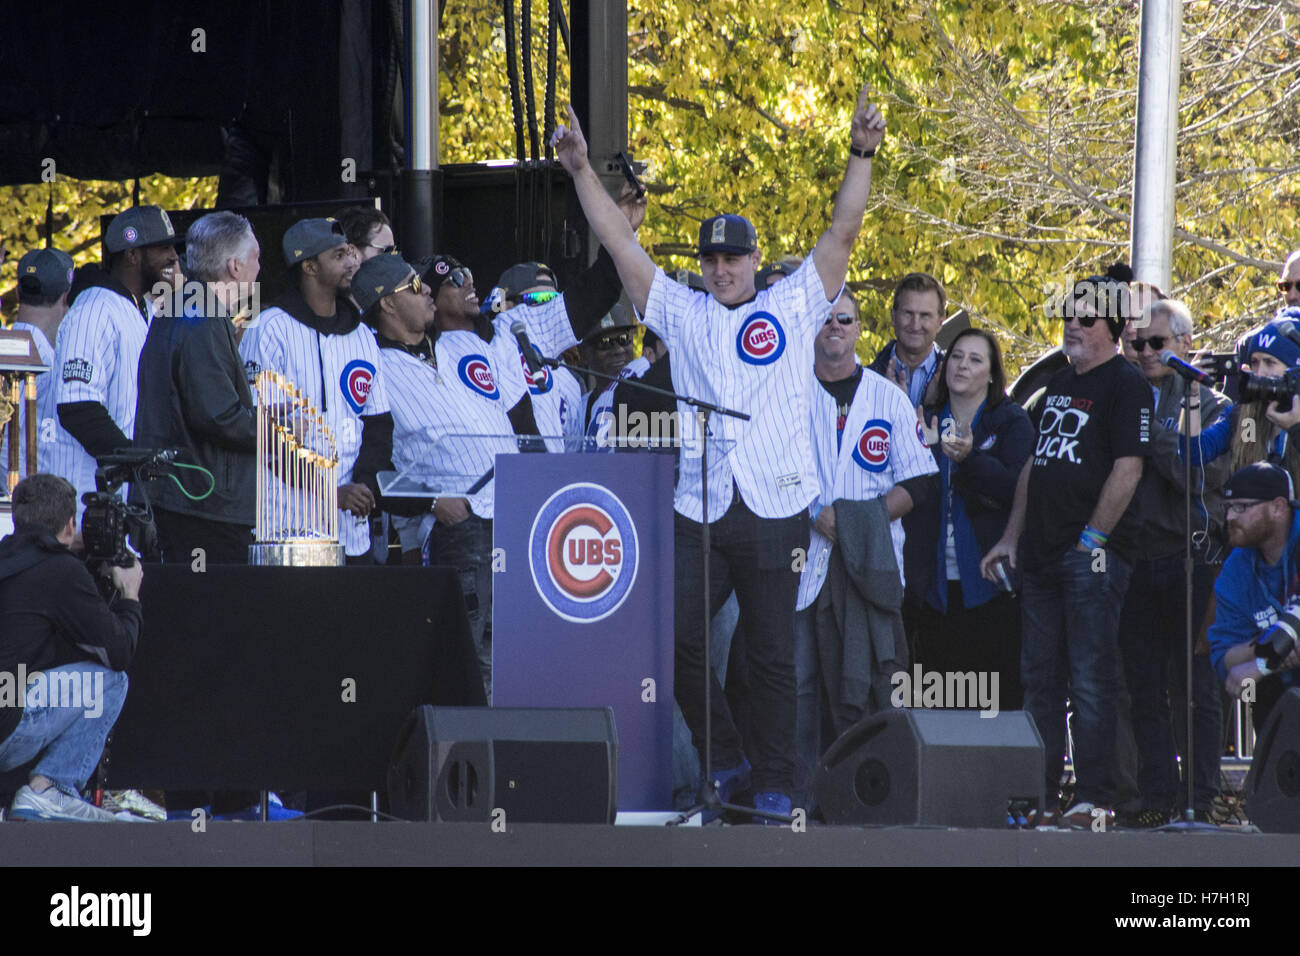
[
  {"left": 521, "top": 289, "right": 560, "bottom": 306},
  {"left": 1131, "top": 335, "right": 1169, "bottom": 352},
  {"left": 393, "top": 274, "right": 422, "bottom": 295},
  {"left": 1279, "top": 281, "right": 1300, "bottom": 294},
  {"left": 441, "top": 267, "right": 473, "bottom": 289},
  {"left": 824, "top": 312, "right": 856, "bottom": 326},
  {"left": 1224, "top": 500, "right": 1267, "bottom": 515},
  {"left": 1063, "top": 313, "right": 1103, "bottom": 328},
  {"left": 592, "top": 331, "right": 633, "bottom": 351},
  {"left": 368, "top": 243, "right": 397, "bottom": 255}
]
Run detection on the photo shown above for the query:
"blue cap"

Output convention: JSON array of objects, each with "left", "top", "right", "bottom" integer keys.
[
  {"left": 1247, "top": 312, "right": 1300, "bottom": 369},
  {"left": 353, "top": 254, "right": 417, "bottom": 314},
  {"left": 282, "top": 218, "right": 347, "bottom": 266},
  {"left": 698, "top": 214, "right": 757, "bottom": 255},
  {"left": 17, "top": 247, "right": 75, "bottom": 297}
]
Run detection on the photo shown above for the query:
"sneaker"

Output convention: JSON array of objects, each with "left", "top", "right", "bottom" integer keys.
[
  {"left": 1061, "top": 801, "right": 1112, "bottom": 830},
  {"left": 9, "top": 784, "right": 121, "bottom": 823},
  {"left": 709, "top": 759, "right": 752, "bottom": 806},
  {"left": 1117, "top": 808, "right": 1172, "bottom": 829},
  {"left": 101, "top": 789, "right": 165, "bottom": 822},
  {"left": 1025, "top": 807, "right": 1062, "bottom": 829},
  {"left": 751, "top": 790, "right": 793, "bottom": 825},
  {"left": 212, "top": 792, "right": 304, "bottom": 822}
]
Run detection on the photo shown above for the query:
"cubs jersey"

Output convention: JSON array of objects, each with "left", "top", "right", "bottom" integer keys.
[
  {"left": 46, "top": 286, "right": 151, "bottom": 509},
  {"left": 0, "top": 322, "right": 55, "bottom": 479},
  {"left": 492, "top": 304, "right": 580, "bottom": 452},
  {"left": 643, "top": 254, "right": 833, "bottom": 522},
  {"left": 585, "top": 355, "right": 652, "bottom": 451},
  {"left": 796, "top": 366, "right": 938, "bottom": 610},
  {"left": 239, "top": 307, "right": 389, "bottom": 556}
]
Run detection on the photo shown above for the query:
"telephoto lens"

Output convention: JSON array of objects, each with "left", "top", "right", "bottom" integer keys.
[{"left": 1255, "top": 603, "right": 1300, "bottom": 674}]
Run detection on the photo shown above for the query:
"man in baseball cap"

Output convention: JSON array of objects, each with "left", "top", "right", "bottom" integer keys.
[
  {"left": 2, "top": 248, "right": 75, "bottom": 477},
  {"left": 103, "top": 205, "right": 184, "bottom": 256}
]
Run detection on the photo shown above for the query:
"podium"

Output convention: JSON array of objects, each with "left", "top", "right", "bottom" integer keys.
[{"left": 493, "top": 448, "right": 676, "bottom": 812}]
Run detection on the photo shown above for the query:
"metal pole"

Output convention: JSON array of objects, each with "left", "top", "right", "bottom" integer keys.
[
  {"left": 403, "top": 0, "right": 439, "bottom": 260},
  {"left": 1130, "top": 0, "right": 1183, "bottom": 290}
]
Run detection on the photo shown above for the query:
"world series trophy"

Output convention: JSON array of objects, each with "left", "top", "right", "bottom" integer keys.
[
  {"left": 0, "top": 327, "right": 47, "bottom": 504},
  {"left": 248, "top": 370, "right": 344, "bottom": 567}
]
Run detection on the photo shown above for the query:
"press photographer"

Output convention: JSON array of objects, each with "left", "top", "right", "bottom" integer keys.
[{"left": 0, "top": 474, "right": 142, "bottom": 822}]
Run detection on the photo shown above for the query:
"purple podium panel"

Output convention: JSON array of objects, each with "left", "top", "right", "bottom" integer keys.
[{"left": 492, "top": 452, "right": 675, "bottom": 811}]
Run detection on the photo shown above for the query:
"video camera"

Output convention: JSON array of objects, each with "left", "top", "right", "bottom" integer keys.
[
  {"left": 1201, "top": 313, "right": 1300, "bottom": 411},
  {"left": 81, "top": 448, "right": 176, "bottom": 567}
]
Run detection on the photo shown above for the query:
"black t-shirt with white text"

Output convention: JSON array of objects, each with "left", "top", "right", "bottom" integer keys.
[{"left": 1021, "top": 354, "right": 1152, "bottom": 570}]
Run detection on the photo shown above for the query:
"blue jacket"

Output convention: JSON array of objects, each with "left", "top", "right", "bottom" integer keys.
[
  {"left": 1207, "top": 508, "right": 1300, "bottom": 691},
  {"left": 903, "top": 395, "right": 1034, "bottom": 611}
]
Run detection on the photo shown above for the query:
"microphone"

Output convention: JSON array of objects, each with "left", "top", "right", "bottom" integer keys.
[
  {"left": 511, "top": 319, "right": 544, "bottom": 375},
  {"left": 1159, "top": 350, "right": 1216, "bottom": 387},
  {"left": 1276, "top": 320, "right": 1300, "bottom": 348}
]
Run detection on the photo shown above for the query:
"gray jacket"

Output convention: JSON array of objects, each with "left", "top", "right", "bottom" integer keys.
[{"left": 811, "top": 495, "right": 909, "bottom": 732}]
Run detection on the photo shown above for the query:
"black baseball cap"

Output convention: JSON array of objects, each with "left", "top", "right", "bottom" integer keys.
[
  {"left": 672, "top": 269, "right": 707, "bottom": 292},
  {"left": 17, "top": 248, "right": 75, "bottom": 298},
  {"left": 698, "top": 214, "right": 757, "bottom": 255},
  {"left": 282, "top": 218, "right": 347, "bottom": 266},
  {"left": 104, "top": 205, "right": 183, "bottom": 253},
  {"left": 353, "top": 254, "right": 417, "bottom": 313},
  {"left": 497, "top": 261, "right": 557, "bottom": 300},
  {"left": 582, "top": 304, "right": 638, "bottom": 345},
  {"left": 1224, "top": 462, "right": 1300, "bottom": 507},
  {"left": 756, "top": 261, "right": 798, "bottom": 287}
]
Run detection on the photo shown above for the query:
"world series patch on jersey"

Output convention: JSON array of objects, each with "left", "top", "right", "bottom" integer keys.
[{"left": 239, "top": 307, "right": 389, "bottom": 556}]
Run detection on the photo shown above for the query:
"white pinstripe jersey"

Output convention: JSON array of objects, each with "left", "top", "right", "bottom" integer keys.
[
  {"left": 239, "top": 307, "right": 390, "bottom": 556},
  {"left": 796, "top": 366, "right": 938, "bottom": 610},
  {"left": 0, "top": 322, "right": 55, "bottom": 479},
  {"left": 644, "top": 254, "right": 833, "bottom": 522},
  {"left": 584, "top": 355, "right": 652, "bottom": 449},
  {"left": 46, "top": 287, "right": 151, "bottom": 508},
  {"left": 391, "top": 329, "right": 521, "bottom": 519},
  {"left": 492, "top": 304, "right": 580, "bottom": 451}
]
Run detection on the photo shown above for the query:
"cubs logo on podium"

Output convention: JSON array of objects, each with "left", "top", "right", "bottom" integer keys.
[
  {"left": 852, "top": 419, "right": 892, "bottom": 473},
  {"left": 339, "top": 359, "right": 376, "bottom": 413},
  {"left": 458, "top": 354, "right": 500, "bottom": 400},
  {"left": 736, "top": 312, "right": 786, "bottom": 366},
  {"left": 529, "top": 483, "right": 639, "bottom": 623}
]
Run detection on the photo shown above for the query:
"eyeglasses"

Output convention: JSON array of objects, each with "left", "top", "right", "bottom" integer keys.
[
  {"left": 393, "top": 274, "right": 422, "bottom": 295},
  {"left": 521, "top": 289, "right": 560, "bottom": 306},
  {"left": 1224, "top": 500, "right": 1267, "bottom": 515},
  {"left": 591, "top": 331, "right": 633, "bottom": 351},
  {"left": 368, "top": 243, "right": 397, "bottom": 255},
  {"left": 1063, "top": 314, "right": 1102, "bottom": 328},
  {"left": 824, "top": 312, "right": 856, "bottom": 326},
  {"left": 1131, "top": 335, "right": 1169, "bottom": 352},
  {"left": 1279, "top": 281, "right": 1300, "bottom": 294},
  {"left": 442, "top": 267, "right": 473, "bottom": 289}
]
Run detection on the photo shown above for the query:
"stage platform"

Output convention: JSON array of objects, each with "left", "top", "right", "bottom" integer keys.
[{"left": 1, "top": 820, "right": 1293, "bottom": 867}]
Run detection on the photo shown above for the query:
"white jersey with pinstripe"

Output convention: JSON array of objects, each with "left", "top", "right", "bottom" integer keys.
[
  {"left": 239, "top": 307, "right": 389, "bottom": 556},
  {"left": 45, "top": 286, "right": 151, "bottom": 509},
  {"left": 0, "top": 322, "right": 55, "bottom": 479},
  {"left": 796, "top": 365, "right": 939, "bottom": 609},
  {"left": 491, "top": 305, "right": 579, "bottom": 452},
  {"left": 643, "top": 253, "right": 833, "bottom": 522},
  {"left": 584, "top": 355, "right": 652, "bottom": 450}
]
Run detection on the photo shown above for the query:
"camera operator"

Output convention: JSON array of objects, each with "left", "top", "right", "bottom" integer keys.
[
  {"left": 1210, "top": 463, "right": 1300, "bottom": 731},
  {"left": 0, "top": 474, "right": 142, "bottom": 822}
]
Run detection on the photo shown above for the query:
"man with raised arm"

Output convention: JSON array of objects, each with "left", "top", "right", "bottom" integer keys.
[{"left": 552, "top": 86, "right": 885, "bottom": 821}]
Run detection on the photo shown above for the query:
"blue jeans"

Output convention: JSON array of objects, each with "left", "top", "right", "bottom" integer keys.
[
  {"left": 0, "top": 663, "right": 128, "bottom": 792},
  {"left": 793, "top": 606, "right": 823, "bottom": 810},
  {"left": 1021, "top": 548, "right": 1133, "bottom": 806}
]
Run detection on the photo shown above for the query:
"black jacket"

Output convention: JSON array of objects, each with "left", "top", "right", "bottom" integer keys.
[
  {"left": 134, "top": 293, "right": 257, "bottom": 524},
  {"left": 0, "top": 530, "right": 142, "bottom": 743},
  {"left": 902, "top": 395, "right": 1034, "bottom": 605}
]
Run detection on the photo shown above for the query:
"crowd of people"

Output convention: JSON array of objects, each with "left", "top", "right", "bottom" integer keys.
[{"left": 2, "top": 81, "right": 1299, "bottom": 828}]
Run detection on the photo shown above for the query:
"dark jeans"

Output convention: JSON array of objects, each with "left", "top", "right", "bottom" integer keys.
[
  {"left": 907, "top": 585, "right": 1024, "bottom": 712},
  {"left": 674, "top": 496, "right": 807, "bottom": 794},
  {"left": 153, "top": 508, "right": 252, "bottom": 565},
  {"left": 429, "top": 515, "right": 493, "bottom": 701},
  {"left": 1021, "top": 547, "right": 1133, "bottom": 806},
  {"left": 1117, "top": 554, "right": 1221, "bottom": 813}
]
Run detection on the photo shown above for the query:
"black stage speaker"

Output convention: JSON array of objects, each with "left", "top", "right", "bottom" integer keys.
[
  {"left": 813, "top": 709, "right": 1045, "bottom": 828},
  {"left": 1245, "top": 688, "right": 1300, "bottom": 833},
  {"left": 388, "top": 706, "right": 618, "bottom": 824}
]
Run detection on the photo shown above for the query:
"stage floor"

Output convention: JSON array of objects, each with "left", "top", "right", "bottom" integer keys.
[{"left": 0, "top": 819, "right": 1293, "bottom": 867}]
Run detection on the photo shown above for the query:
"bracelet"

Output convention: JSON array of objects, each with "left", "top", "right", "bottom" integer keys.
[
  {"left": 1078, "top": 525, "right": 1109, "bottom": 551},
  {"left": 850, "top": 145, "right": 876, "bottom": 159}
]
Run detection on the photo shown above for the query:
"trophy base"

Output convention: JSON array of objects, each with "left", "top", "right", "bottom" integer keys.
[{"left": 249, "top": 540, "right": 345, "bottom": 567}]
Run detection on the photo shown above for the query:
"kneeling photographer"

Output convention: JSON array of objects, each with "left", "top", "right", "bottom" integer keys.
[
  {"left": 0, "top": 474, "right": 142, "bottom": 822},
  {"left": 1210, "top": 463, "right": 1300, "bottom": 731}
]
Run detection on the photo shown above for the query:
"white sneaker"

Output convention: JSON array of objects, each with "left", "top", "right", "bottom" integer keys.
[
  {"left": 9, "top": 784, "right": 122, "bottom": 822},
  {"left": 102, "top": 789, "right": 165, "bottom": 822}
]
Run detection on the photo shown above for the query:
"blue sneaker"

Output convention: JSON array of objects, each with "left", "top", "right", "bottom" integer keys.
[
  {"left": 751, "top": 790, "right": 792, "bottom": 825},
  {"left": 213, "top": 792, "right": 304, "bottom": 822},
  {"left": 710, "top": 759, "right": 752, "bottom": 805}
]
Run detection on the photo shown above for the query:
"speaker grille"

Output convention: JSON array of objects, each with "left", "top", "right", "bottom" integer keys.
[{"left": 854, "top": 759, "right": 891, "bottom": 807}]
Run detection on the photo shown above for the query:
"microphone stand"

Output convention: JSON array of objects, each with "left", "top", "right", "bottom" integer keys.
[{"left": 523, "top": 352, "right": 792, "bottom": 825}]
